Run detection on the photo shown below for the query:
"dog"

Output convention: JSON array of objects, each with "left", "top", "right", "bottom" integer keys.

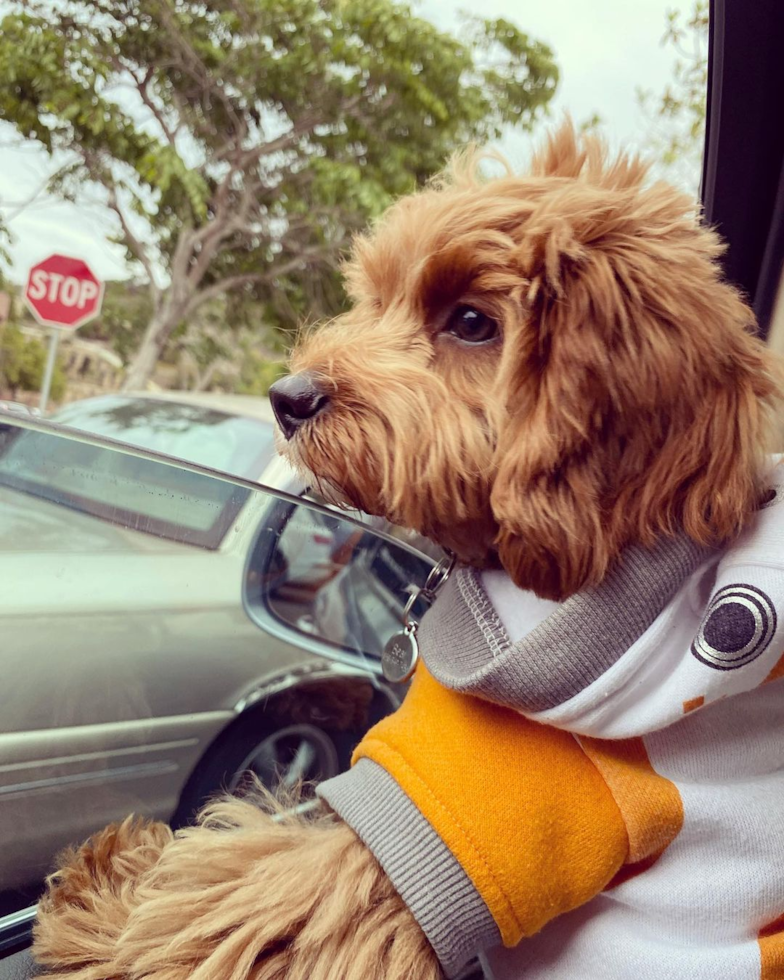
[{"left": 33, "top": 122, "right": 783, "bottom": 980}]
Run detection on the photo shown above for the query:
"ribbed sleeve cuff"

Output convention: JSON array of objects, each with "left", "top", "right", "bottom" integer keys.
[{"left": 318, "top": 758, "right": 501, "bottom": 978}]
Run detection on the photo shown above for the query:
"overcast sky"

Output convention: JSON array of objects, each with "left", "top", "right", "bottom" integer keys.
[{"left": 0, "top": 0, "right": 688, "bottom": 285}]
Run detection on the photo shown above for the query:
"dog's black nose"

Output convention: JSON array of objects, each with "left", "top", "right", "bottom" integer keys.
[{"left": 269, "top": 372, "right": 330, "bottom": 440}]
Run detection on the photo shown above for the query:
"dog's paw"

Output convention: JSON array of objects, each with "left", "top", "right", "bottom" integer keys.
[
  {"left": 109, "top": 796, "right": 442, "bottom": 980},
  {"left": 33, "top": 816, "right": 172, "bottom": 979},
  {"left": 32, "top": 798, "right": 440, "bottom": 980}
]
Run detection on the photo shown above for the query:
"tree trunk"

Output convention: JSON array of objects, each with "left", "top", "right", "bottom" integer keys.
[
  {"left": 121, "top": 306, "right": 182, "bottom": 392},
  {"left": 194, "top": 361, "right": 218, "bottom": 392}
]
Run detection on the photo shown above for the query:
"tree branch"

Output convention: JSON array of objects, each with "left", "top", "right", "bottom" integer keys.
[
  {"left": 237, "top": 95, "right": 363, "bottom": 167},
  {"left": 183, "top": 247, "right": 328, "bottom": 317},
  {"left": 182, "top": 98, "right": 362, "bottom": 288},
  {"left": 183, "top": 272, "right": 267, "bottom": 316},
  {"left": 170, "top": 225, "right": 197, "bottom": 303},
  {"left": 1, "top": 165, "right": 69, "bottom": 222},
  {"left": 134, "top": 66, "right": 179, "bottom": 146},
  {"left": 107, "top": 188, "right": 160, "bottom": 307},
  {"left": 251, "top": 113, "right": 322, "bottom": 160},
  {"left": 187, "top": 178, "right": 263, "bottom": 287},
  {"left": 156, "top": 4, "right": 246, "bottom": 139}
]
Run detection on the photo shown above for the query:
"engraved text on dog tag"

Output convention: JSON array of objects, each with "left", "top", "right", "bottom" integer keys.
[{"left": 382, "top": 624, "right": 419, "bottom": 683}]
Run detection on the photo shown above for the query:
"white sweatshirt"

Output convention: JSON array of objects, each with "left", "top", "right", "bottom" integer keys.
[{"left": 480, "top": 456, "right": 784, "bottom": 980}]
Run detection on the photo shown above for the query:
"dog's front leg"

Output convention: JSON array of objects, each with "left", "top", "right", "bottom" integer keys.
[{"left": 35, "top": 795, "right": 441, "bottom": 980}]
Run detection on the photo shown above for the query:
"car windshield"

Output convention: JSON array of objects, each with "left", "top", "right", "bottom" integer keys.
[
  {"left": 0, "top": 0, "right": 720, "bottom": 940},
  {"left": 50, "top": 396, "right": 276, "bottom": 479}
]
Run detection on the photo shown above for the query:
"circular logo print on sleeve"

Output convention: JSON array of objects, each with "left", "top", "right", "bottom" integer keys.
[{"left": 692, "top": 584, "right": 777, "bottom": 670}]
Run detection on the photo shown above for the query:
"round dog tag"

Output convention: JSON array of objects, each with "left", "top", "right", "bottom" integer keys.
[{"left": 382, "top": 625, "right": 419, "bottom": 683}]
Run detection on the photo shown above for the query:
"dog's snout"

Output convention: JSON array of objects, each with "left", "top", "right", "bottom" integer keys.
[{"left": 269, "top": 372, "right": 331, "bottom": 440}]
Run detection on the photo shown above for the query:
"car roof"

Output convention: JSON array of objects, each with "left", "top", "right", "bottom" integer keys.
[{"left": 120, "top": 390, "right": 278, "bottom": 426}]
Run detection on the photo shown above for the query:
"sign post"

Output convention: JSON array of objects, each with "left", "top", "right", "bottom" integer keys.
[
  {"left": 39, "top": 331, "right": 61, "bottom": 414},
  {"left": 24, "top": 254, "right": 104, "bottom": 412}
]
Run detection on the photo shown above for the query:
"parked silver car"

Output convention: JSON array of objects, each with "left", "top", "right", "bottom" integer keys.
[{"left": 0, "top": 399, "right": 436, "bottom": 896}]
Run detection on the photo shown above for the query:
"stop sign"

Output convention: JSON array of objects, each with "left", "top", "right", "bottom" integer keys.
[{"left": 24, "top": 253, "right": 103, "bottom": 330}]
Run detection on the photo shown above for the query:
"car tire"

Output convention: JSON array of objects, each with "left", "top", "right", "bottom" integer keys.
[{"left": 171, "top": 711, "right": 356, "bottom": 829}]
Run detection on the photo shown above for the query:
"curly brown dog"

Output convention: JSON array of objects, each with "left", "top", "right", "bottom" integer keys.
[{"left": 33, "top": 123, "right": 782, "bottom": 980}]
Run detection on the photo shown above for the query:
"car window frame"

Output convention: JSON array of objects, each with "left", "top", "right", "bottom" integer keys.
[{"left": 702, "top": 0, "right": 784, "bottom": 338}]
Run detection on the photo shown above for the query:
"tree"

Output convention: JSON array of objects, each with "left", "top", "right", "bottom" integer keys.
[
  {"left": 174, "top": 317, "right": 286, "bottom": 393},
  {"left": 80, "top": 279, "right": 155, "bottom": 365},
  {"left": 0, "top": 1, "right": 558, "bottom": 390},
  {"left": 637, "top": 1, "right": 709, "bottom": 193},
  {"left": 235, "top": 352, "right": 287, "bottom": 396}
]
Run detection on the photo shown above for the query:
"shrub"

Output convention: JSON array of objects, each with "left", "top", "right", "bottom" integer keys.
[{"left": 0, "top": 324, "right": 67, "bottom": 403}]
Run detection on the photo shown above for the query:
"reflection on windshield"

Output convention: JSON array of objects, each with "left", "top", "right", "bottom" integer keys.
[{"left": 51, "top": 395, "right": 277, "bottom": 479}]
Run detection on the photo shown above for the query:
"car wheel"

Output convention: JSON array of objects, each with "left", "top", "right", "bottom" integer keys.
[
  {"left": 227, "top": 723, "right": 339, "bottom": 793},
  {"left": 171, "top": 712, "right": 348, "bottom": 828}
]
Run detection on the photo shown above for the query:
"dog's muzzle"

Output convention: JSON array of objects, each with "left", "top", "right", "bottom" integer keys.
[{"left": 269, "top": 372, "right": 331, "bottom": 440}]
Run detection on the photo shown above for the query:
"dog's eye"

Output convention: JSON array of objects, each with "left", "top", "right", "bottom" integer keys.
[{"left": 444, "top": 305, "right": 499, "bottom": 344}]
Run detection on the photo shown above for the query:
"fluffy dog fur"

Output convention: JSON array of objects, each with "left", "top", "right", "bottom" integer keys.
[
  {"left": 34, "top": 122, "right": 782, "bottom": 978},
  {"left": 35, "top": 798, "right": 438, "bottom": 980}
]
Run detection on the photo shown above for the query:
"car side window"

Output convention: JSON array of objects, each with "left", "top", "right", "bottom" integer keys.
[{"left": 0, "top": 423, "right": 250, "bottom": 549}]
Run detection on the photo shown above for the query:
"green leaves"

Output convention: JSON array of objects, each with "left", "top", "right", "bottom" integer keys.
[
  {"left": 135, "top": 147, "right": 209, "bottom": 221},
  {"left": 0, "top": 323, "right": 66, "bottom": 400},
  {"left": 0, "top": 0, "right": 559, "bottom": 387},
  {"left": 637, "top": 0, "right": 708, "bottom": 190}
]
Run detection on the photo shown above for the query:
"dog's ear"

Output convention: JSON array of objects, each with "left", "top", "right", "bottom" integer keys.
[{"left": 490, "top": 166, "right": 781, "bottom": 601}]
